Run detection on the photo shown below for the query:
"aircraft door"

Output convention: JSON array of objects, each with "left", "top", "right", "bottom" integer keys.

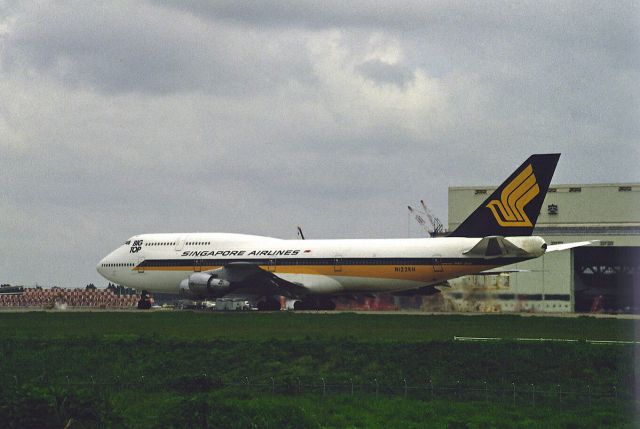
[
  {"left": 432, "top": 254, "right": 444, "bottom": 273},
  {"left": 334, "top": 255, "right": 342, "bottom": 273},
  {"left": 194, "top": 258, "right": 202, "bottom": 272},
  {"left": 267, "top": 259, "right": 276, "bottom": 272},
  {"left": 137, "top": 257, "right": 145, "bottom": 273},
  {"left": 175, "top": 236, "right": 186, "bottom": 251}
]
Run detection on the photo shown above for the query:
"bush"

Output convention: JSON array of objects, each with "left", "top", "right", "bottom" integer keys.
[
  {"left": 160, "top": 393, "right": 319, "bottom": 429},
  {"left": 0, "top": 386, "right": 125, "bottom": 429}
]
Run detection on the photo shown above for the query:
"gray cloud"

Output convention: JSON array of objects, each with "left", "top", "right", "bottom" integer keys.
[
  {"left": 356, "top": 59, "right": 414, "bottom": 87},
  {"left": 1, "top": 1, "right": 316, "bottom": 95}
]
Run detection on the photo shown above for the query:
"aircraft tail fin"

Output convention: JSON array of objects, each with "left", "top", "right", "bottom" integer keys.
[{"left": 448, "top": 153, "right": 560, "bottom": 238}]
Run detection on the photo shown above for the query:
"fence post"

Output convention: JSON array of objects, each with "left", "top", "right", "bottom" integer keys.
[
  {"left": 613, "top": 385, "right": 617, "bottom": 400},
  {"left": 245, "top": 377, "right": 250, "bottom": 390},
  {"left": 403, "top": 378, "right": 408, "bottom": 397},
  {"left": 321, "top": 377, "right": 326, "bottom": 396},
  {"left": 484, "top": 381, "right": 488, "bottom": 402},
  {"left": 587, "top": 385, "right": 591, "bottom": 408},
  {"left": 14, "top": 375, "right": 18, "bottom": 387},
  {"left": 271, "top": 377, "right": 275, "bottom": 393},
  {"left": 374, "top": 378, "right": 378, "bottom": 398},
  {"left": 512, "top": 382, "right": 516, "bottom": 406},
  {"left": 429, "top": 379, "right": 433, "bottom": 400},
  {"left": 297, "top": 377, "right": 301, "bottom": 394},
  {"left": 457, "top": 380, "right": 461, "bottom": 399},
  {"left": 558, "top": 384, "right": 562, "bottom": 404},
  {"left": 531, "top": 384, "right": 535, "bottom": 407},
  {"left": 350, "top": 378, "right": 354, "bottom": 396}
]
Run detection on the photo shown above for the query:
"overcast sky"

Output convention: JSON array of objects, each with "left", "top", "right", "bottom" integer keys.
[{"left": 1, "top": 1, "right": 638, "bottom": 287}]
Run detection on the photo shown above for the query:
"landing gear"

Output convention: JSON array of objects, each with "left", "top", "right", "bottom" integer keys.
[
  {"left": 257, "top": 297, "right": 281, "bottom": 311},
  {"left": 293, "top": 297, "right": 336, "bottom": 311},
  {"left": 137, "top": 290, "right": 152, "bottom": 309},
  {"left": 321, "top": 299, "right": 337, "bottom": 311}
]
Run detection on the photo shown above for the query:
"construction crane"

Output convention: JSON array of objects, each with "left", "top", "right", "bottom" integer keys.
[{"left": 407, "top": 200, "right": 445, "bottom": 237}]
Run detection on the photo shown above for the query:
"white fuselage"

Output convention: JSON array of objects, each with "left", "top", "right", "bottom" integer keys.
[{"left": 97, "top": 233, "right": 546, "bottom": 296}]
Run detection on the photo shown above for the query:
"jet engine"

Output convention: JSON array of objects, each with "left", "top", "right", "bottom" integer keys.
[{"left": 179, "top": 272, "right": 231, "bottom": 298}]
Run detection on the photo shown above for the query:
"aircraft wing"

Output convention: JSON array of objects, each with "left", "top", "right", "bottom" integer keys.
[
  {"left": 211, "top": 262, "right": 310, "bottom": 298},
  {"left": 546, "top": 240, "right": 599, "bottom": 252}
]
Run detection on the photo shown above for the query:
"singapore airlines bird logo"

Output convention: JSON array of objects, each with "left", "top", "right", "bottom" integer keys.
[{"left": 486, "top": 164, "right": 540, "bottom": 227}]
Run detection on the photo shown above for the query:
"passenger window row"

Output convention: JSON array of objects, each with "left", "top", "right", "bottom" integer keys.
[{"left": 143, "top": 241, "right": 212, "bottom": 247}]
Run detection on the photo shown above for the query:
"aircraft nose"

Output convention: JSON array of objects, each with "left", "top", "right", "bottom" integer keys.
[
  {"left": 97, "top": 253, "right": 114, "bottom": 278},
  {"left": 96, "top": 258, "right": 106, "bottom": 276}
]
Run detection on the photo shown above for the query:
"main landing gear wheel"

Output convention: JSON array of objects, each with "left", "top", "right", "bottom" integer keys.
[
  {"left": 137, "top": 290, "right": 152, "bottom": 310},
  {"left": 321, "top": 299, "right": 336, "bottom": 311},
  {"left": 257, "top": 298, "right": 281, "bottom": 311}
]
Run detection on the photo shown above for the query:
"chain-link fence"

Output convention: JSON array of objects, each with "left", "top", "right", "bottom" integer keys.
[{"left": 4, "top": 374, "right": 634, "bottom": 408}]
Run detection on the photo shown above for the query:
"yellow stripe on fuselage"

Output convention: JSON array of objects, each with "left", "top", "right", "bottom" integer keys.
[{"left": 133, "top": 264, "right": 498, "bottom": 282}]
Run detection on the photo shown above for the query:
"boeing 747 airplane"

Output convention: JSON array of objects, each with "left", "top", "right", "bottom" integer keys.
[{"left": 97, "top": 154, "right": 593, "bottom": 310}]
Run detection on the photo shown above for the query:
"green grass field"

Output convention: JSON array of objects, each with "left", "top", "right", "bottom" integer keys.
[
  {"left": 0, "top": 311, "right": 637, "bottom": 428},
  {"left": 0, "top": 311, "right": 636, "bottom": 341}
]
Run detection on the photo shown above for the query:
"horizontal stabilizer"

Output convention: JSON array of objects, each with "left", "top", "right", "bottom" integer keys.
[
  {"left": 463, "top": 236, "right": 529, "bottom": 259},
  {"left": 546, "top": 240, "right": 599, "bottom": 252},
  {"left": 477, "top": 269, "right": 532, "bottom": 275}
]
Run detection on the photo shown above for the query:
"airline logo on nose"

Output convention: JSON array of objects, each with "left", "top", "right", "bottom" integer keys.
[
  {"left": 486, "top": 164, "right": 540, "bottom": 227},
  {"left": 130, "top": 240, "right": 143, "bottom": 253}
]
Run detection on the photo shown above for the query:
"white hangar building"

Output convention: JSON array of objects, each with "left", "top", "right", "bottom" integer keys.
[{"left": 445, "top": 183, "right": 640, "bottom": 314}]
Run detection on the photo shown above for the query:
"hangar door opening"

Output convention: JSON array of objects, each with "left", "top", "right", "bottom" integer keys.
[{"left": 573, "top": 247, "right": 640, "bottom": 314}]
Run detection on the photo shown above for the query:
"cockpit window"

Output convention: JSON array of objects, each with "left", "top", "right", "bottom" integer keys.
[{"left": 125, "top": 241, "right": 131, "bottom": 245}]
